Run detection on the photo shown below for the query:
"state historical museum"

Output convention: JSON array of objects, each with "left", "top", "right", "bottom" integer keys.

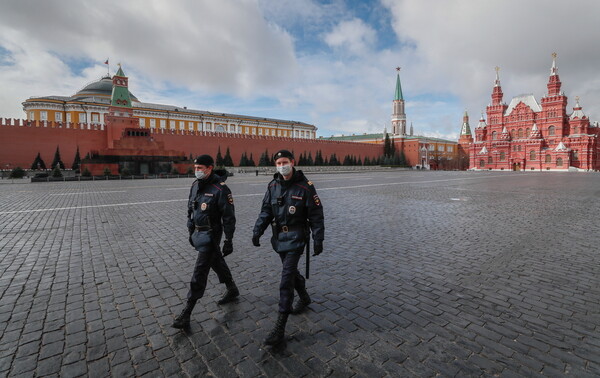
[{"left": 459, "top": 54, "right": 600, "bottom": 171}]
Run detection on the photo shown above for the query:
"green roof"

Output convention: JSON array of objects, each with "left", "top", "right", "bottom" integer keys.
[
  {"left": 395, "top": 73, "right": 403, "bottom": 101},
  {"left": 324, "top": 133, "right": 457, "bottom": 143}
]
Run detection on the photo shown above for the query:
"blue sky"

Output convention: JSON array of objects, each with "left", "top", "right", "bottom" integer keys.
[{"left": 2, "top": 0, "right": 600, "bottom": 140}]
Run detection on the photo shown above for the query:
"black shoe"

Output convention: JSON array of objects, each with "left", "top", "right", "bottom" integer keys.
[
  {"left": 217, "top": 282, "right": 240, "bottom": 305},
  {"left": 264, "top": 313, "right": 288, "bottom": 346},
  {"left": 172, "top": 301, "right": 195, "bottom": 329}
]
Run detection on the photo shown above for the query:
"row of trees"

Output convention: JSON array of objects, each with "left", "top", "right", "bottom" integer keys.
[{"left": 30, "top": 146, "right": 81, "bottom": 170}]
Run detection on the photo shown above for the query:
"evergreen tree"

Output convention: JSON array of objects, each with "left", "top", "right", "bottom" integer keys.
[
  {"left": 315, "top": 150, "right": 324, "bottom": 166},
  {"left": 223, "top": 147, "right": 234, "bottom": 166},
  {"left": 215, "top": 146, "right": 224, "bottom": 166},
  {"left": 357, "top": 157, "right": 363, "bottom": 166},
  {"left": 329, "top": 153, "right": 339, "bottom": 166},
  {"left": 258, "top": 149, "right": 270, "bottom": 166},
  {"left": 51, "top": 146, "right": 65, "bottom": 169},
  {"left": 384, "top": 133, "right": 392, "bottom": 157},
  {"left": 364, "top": 156, "right": 370, "bottom": 166},
  {"left": 52, "top": 165, "right": 63, "bottom": 178},
  {"left": 390, "top": 136, "right": 396, "bottom": 157},
  {"left": 307, "top": 152, "right": 314, "bottom": 166},
  {"left": 31, "top": 152, "right": 47, "bottom": 170},
  {"left": 239, "top": 152, "right": 248, "bottom": 167},
  {"left": 72, "top": 147, "right": 81, "bottom": 170},
  {"left": 248, "top": 153, "right": 256, "bottom": 167},
  {"left": 343, "top": 155, "right": 351, "bottom": 166},
  {"left": 323, "top": 156, "right": 329, "bottom": 166},
  {"left": 398, "top": 150, "right": 407, "bottom": 166}
]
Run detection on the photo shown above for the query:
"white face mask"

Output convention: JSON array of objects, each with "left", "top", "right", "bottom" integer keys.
[
  {"left": 195, "top": 170, "right": 207, "bottom": 180},
  {"left": 277, "top": 164, "right": 292, "bottom": 176}
]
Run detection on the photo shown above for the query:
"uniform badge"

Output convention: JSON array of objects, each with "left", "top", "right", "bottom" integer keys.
[
  {"left": 307, "top": 181, "right": 313, "bottom": 186},
  {"left": 288, "top": 205, "right": 296, "bottom": 215},
  {"left": 204, "top": 193, "right": 214, "bottom": 197},
  {"left": 227, "top": 193, "right": 234, "bottom": 205},
  {"left": 313, "top": 195, "right": 321, "bottom": 206},
  {"left": 220, "top": 182, "right": 225, "bottom": 185},
  {"left": 291, "top": 195, "right": 303, "bottom": 200},
  {"left": 201, "top": 202, "right": 208, "bottom": 211}
]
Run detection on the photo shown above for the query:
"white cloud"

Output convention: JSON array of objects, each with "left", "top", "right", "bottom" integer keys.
[{"left": 324, "top": 18, "right": 376, "bottom": 56}]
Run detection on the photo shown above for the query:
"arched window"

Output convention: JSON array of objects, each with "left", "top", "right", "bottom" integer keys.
[
  {"left": 518, "top": 129, "right": 523, "bottom": 138},
  {"left": 511, "top": 130, "right": 516, "bottom": 139},
  {"left": 500, "top": 152, "right": 506, "bottom": 161},
  {"left": 215, "top": 125, "right": 226, "bottom": 132},
  {"left": 525, "top": 128, "right": 530, "bottom": 136},
  {"left": 479, "top": 160, "right": 485, "bottom": 168},
  {"left": 573, "top": 127, "right": 579, "bottom": 134},
  {"left": 492, "top": 131, "right": 497, "bottom": 140},
  {"left": 488, "top": 156, "right": 493, "bottom": 164},
  {"left": 548, "top": 125, "right": 556, "bottom": 136},
  {"left": 545, "top": 154, "right": 551, "bottom": 163},
  {"left": 529, "top": 151, "right": 536, "bottom": 160},
  {"left": 572, "top": 151, "right": 579, "bottom": 160},
  {"left": 556, "top": 157, "right": 563, "bottom": 167}
]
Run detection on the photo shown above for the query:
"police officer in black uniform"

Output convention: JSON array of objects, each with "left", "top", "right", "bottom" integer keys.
[
  {"left": 172, "top": 154, "right": 239, "bottom": 329},
  {"left": 252, "top": 150, "right": 324, "bottom": 345}
]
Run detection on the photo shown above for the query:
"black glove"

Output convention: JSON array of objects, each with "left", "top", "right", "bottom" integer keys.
[
  {"left": 222, "top": 239, "right": 233, "bottom": 256},
  {"left": 187, "top": 219, "right": 194, "bottom": 235},
  {"left": 313, "top": 242, "right": 323, "bottom": 256},
  {"left": 252, "top": 235, "right": 260, "bottom": 247},
  {"left": 188, "top": 235, "right": 194, "bottom": 247}
]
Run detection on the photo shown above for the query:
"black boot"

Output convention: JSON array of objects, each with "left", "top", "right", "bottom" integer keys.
[
  {"left": 172, "top": 301, "right": 195, "bottom": 329},
  {"left": 217, "top": 281, "right": 240, "bottom": 304},
  {"left": 291, "top": 287, "right": 311, "bottom": 314},
  {"left": 264, "top": 313, "right": 289, "bottom": 346}
]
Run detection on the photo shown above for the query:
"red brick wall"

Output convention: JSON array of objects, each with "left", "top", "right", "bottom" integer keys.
[{"left": 0, "top": 119, "right": 383, "bottom": 169}]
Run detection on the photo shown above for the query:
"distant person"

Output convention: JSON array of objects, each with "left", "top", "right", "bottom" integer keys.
[
  {"left": 252, "top": 149, "right": 325, "bottom": 345},
  {"left": 172, "top": 155, "right": 239, "bottom": 329}
]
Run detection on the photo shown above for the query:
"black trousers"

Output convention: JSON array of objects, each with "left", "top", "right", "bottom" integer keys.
[
  {"left": 187, "top": 246, "right": 233, "bottom": 302},
  {"left": 278, "top": 250, "right": 307, "bottom": 314}
]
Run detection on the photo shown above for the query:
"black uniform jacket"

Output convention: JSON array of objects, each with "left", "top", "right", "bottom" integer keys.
[
  {"left": 253, "top": 169, "right": 324, "bottom": 253},
  {"left": 187, "top": 171, "right": 235, "bottom": 250}
]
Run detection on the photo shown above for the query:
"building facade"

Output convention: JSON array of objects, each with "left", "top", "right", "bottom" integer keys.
[
  {"left": 462, "top": 55, "right": 600, "bottom": 171},
  {"left": 23, "top": 72, "right": 317, "bottom": 139}
]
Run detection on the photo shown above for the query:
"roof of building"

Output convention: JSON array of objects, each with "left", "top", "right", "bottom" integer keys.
[
  {"left": 395, "top": 72, "right": 404, "bottom": 101},
  {"left": 504, "top": 94, "right": 542, "bottom": 115},
  {"left": 73, "top": 76, "right": 139, "bottom": 101},
  {"left": 323, "top": 133, "right": 456, "bottom": 144}
]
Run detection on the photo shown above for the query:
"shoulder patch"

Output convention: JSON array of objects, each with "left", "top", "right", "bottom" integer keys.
[
  {"left": 307, "top": 180, "right": 313, "bottom": 186},
  {"left": 227, "top": 193, "right": 234, "bottom": 205},
  {"left": 313, "top": 194, "right": 321, "bottom": 206},
  {"left": 220, "top": 182, "right": 225, "bottom": 185}
]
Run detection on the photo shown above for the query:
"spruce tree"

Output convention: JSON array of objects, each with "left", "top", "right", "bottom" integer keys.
[
  {"left": 51, "top": 146, "right": 65, "bottom": 169},
  {"left": 216, "top": 146, "right": 224, "bottom": 167},
  {"left": 72, "top": 147, "right": 81, "bottom": 170},
  {"left": 249, "top": 153, "right": 256, "bottom": 167},
  {"left": 223, "top": 147, "right": 234, "bottom": 166},
  {"left": 31, "top": 152, "right": 46, "bottom": 170}
]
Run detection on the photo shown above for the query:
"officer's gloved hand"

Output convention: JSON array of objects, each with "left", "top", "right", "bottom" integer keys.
[
  {"left": 313, "top": 241, "right": 323, "bottom": 256},
  {"left": 252, "top": 234, "right": 260, "bottom": 247},
  {"left": 187, "top": 219, "right": 194, "bottom": 235},
  {"left": 222, "top": 240, "right": 233, "bottom": 256},
  {"left": 188, "top": 235, "right": 194, "bottom": 247}
]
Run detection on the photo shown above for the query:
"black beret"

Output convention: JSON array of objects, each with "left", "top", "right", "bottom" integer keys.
[
  {"left": 273, "top": 149, "right": 294, "bottom": 160},
  {"left": 194, "top": 154, "right": 214, "bottom": 166}
]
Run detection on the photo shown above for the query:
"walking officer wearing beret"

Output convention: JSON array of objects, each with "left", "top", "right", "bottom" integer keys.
[
  {"left": 252, "top": 149, "right": 325, "bottom": 345},
  {"left": 172, "top": 154, "right": 240, "bottom": 329}
]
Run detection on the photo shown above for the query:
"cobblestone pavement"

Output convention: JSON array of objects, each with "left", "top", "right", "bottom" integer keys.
[{"left": 0, "top": 171, "right": 599, "bottom": 377}]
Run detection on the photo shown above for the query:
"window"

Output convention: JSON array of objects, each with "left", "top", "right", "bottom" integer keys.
[
  {"left": 160, "top": 120, "right": 166, "bottom": 129},
  {"left": 179, "top": 121, "right": 184, "bottom": 130},
  {"left": 573, "top": 127, "right": 579, "bottom": 134},
  {"left": 92, "top": 114, "right": 99, "bottom": 123},
  {"left": 169, "top": 120, "right": 175, "bottom": 130},
  {"left": 479, "top": 160, "right": 485, "bottom": 168},
  {"left": 29, "top": 111, "right": 34, "bottom": 120},
  {"left": 66, "top": 113, "right": 71, "bottom": 123},
  {"left": 545, "top": 154, "right": 551, "bottom": 163},
  {"left": 40, "top": 111, "right": 48, "bottom": 121},
  {"left": 556, "top": 157, "right": 563, "bottom": 167},
  {"left": 258, "top": 128, "right": 263, "bottom": 135},
  {"left": 500, "top": 152, "right": 506, "bottom": 161},
  {"left": 529, "top": 151, "right": 536, "bottom": 160},
  {"left": 492, "top": 131, "right": 497, "bottom": 140},
  {"left": 55, "top": 113, "right": 63, "bottom": 122},
  {"left": 428, "top": 144, "right": 434, "bottom": 151},
  {"left": 548, "top": 126, "right": 555, "bottom": 136},
  {"left": 518, "top": 128, "right": 523, "bottom": 138},
  {"left": 511, "top": 130, "right": 516, "bottom": 139},
  {"left": 572, "top": 151, "right": 578, "bottom": 160},
  {"left": 150, "top": 119, "right": 156, "bottom": 128},
  {"left": 438, "top": 145, "right": 444, "bottom": 151},
  {"left": 139, "top": 118, "right": 145, "bottom": 128},
  {"left": 79, "top": 113, "right": 86, "bottom": 123},
  {"left": 488, "top": 156, "right": 493, "bottom": 164},
  {"left": 525, "top": 128, "right": 530, "bottom": 136}
]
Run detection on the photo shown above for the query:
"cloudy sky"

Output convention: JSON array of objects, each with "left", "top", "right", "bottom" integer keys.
[{"left": 1, "top": 0, "right": 600, "bottom": 140}]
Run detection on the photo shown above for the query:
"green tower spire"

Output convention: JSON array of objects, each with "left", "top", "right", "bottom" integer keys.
[
  {"left": 111, "top": 65, "right": 132, "bottom": 108},
  {"left": 394, "top": 67, "right": 403, "bottom": 101}
]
